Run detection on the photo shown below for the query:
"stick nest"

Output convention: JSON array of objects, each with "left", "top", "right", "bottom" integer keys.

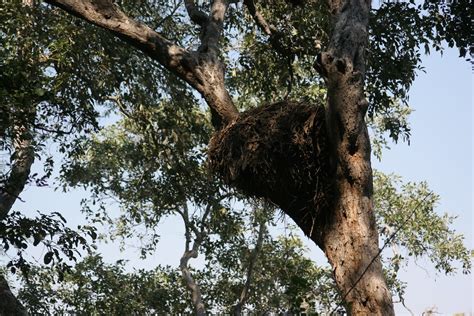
[{"left": 208, "top": 101, "right": 332, "bottom": 226}]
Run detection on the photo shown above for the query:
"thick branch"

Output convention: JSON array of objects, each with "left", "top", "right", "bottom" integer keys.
[
  {"left": 45, "top": 0, "right": 239, "bottom": 127},
  {"left": 203, "top": 0, "right": 228, "bottom": 51},
  {"left": 0, "top": 127, "right": 35, "bottom": 221}
]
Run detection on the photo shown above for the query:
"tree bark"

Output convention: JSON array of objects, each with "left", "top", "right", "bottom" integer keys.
[
  {"left": 0, "top": 126, "right": 35, "bottom": 221},
  {"left": 0, "top": 1, "right": 36, "bottom": 314},
  {"left": 233, "top": 221, "right": 265, "bottom": 315},
  {"left": 314, "top": 0, "right": 394, "bottom": 314},
  {"left": 177, "top": 204, "right": 210, "bottom": 316},
  {"left": 45, "top": 0, "right": 239, "bottom": 128}
]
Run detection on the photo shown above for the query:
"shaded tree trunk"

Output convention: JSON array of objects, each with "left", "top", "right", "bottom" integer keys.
[
  {"left": 0, "top": 126, "right": 35, "bottom": 221},
  {"left": 314, "top": 0, "right": 395, "bottom": 314},
  {"left": 0, "top": 275, "right": 28, "bottom": 316}
]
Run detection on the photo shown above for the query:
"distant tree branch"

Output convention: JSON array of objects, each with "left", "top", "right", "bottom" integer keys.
[
  {"left": 178, "top": 203, "right": 211, "bottom": 316},
  {"left": 233, "top": 220, "right": 265, "bottom": 315}
]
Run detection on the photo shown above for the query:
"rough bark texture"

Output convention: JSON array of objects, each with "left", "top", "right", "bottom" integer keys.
[
  {"left": 45, "top": 0, "right": 238, "bottom": 128},
  {"left": 0, "top": 127, "right": 35, "bottom": 221},
  {"left": 314, "top": 0, "right": 395, "bottom": 314}
]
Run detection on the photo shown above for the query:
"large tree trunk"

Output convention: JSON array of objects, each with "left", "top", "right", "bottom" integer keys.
[
  {"left": 315, "top": 0, "right": 395, "bottom": 314},
  {"left": 42, "top": 0, "right": 394, "bottom": 313}
]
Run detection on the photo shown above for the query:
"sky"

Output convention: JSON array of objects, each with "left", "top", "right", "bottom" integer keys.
[
  {"left": 372, "top": 48, "right": 473, "bottom": 314},
  {"left": 1, "top": 47, "right": 472, "bottom": 314}
]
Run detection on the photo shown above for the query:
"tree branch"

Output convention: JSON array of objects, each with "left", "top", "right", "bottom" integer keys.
[
  {"left": 45, "top": 0, "right": 239, "bottom": 128},
  {"left": 0, "top": 125, "right": 35, "bottom": 221},
  {"left": 233, "top": 220, "right": 266, "bottom": 315},
  {"left": 242, "top": 0, "right": 295, "bottom": 57},
  {"left": 178, "top": 204, "right": 208, "bottom": 316},
  {"left": 45, "top": 0, "right": 198, "bottom": 84},
  {"left": 243, "top": 0, "right": 276, "bottom": 36},
  {"left": 184, "top": 0, "right": 209, "bottom": 26}
]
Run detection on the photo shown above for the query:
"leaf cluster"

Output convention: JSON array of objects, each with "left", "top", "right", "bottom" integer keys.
[{"left": 0, "top": 211, "right": 97, "bottom": 281}]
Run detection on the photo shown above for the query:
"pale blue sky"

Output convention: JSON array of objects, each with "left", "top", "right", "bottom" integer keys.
[
  {"left": 2, "top": 47, "right": 471, "bottom": 314},
  {"left": 372, "top": 48, "right": 473, "bottom": 314}
]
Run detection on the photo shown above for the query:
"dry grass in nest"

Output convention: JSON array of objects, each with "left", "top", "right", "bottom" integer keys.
[{"left": 208, "top": 100, "right": 332, "bottom": 233}]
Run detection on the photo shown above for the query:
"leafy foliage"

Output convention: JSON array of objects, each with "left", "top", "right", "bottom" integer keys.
[
  {"left": 374, "top": 172, "right": 472, "bottom": 306},
  {"left": 18, "top": 255, "right": 190, "bottom": 315},
  {"left": 374, "top": 172, "right": 471, "bottom": 275},
  {"left": 0, "top": 211, "right": 97, "bottom": 280},
  {"left": 0, "top": 0, "right": 471, "bottom": 314}
]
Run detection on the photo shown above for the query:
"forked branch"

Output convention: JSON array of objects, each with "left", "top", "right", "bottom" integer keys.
[
  {"left": 178, "top": 204, "right": 213, "bottom": 316},
  {"left": 45, "top": 0, "right": 239, "bottom": 128}
]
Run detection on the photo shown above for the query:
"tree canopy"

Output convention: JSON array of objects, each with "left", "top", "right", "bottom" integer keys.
[{"left": 0, "top": 0, "right": 471, "bottom": 314}]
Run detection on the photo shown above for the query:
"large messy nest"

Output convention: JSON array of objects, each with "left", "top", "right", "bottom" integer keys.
[{"left": 208, "top": 101, "right": 332, "bottom": 233}]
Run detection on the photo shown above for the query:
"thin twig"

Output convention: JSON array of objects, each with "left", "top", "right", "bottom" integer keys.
[{"left": 233, "top": 220, "right": 266, "bottom": 315}]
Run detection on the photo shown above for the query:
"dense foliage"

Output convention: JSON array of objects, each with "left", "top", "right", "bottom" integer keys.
[{"left": 0, "top": 0, "right": 471, "bottom": 314}]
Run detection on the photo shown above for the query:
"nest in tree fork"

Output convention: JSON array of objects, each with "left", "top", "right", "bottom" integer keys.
[{"left": 208, "top": 101, "right": 332, "bottom": 236}]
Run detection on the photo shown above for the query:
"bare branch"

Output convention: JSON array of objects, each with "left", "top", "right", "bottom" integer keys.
[
  {"left": 178, "top": 203, "right": 208, "bottom": 316},
  {"left": 233, "top": 220, "right": 266, "bottom": 315}
]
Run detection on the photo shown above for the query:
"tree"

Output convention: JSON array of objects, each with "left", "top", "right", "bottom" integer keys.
[{"left": 1, "top": 0, "right": 470, "bottom": 314}]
